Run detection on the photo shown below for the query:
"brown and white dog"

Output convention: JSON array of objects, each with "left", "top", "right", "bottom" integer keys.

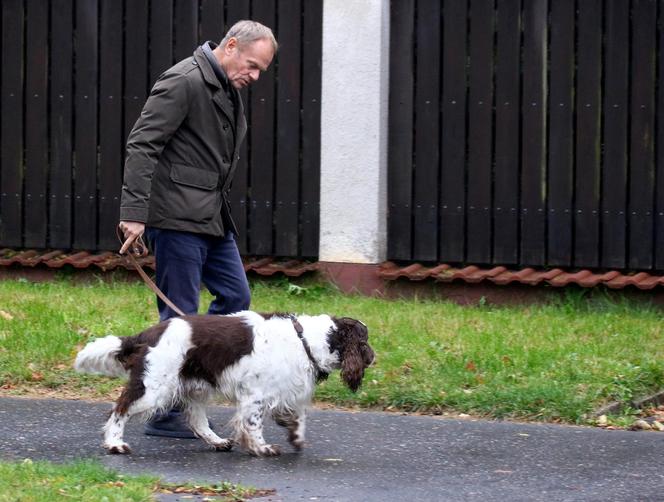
[{"left": 74, "top": 311, "right": 374, "bottom": 456}]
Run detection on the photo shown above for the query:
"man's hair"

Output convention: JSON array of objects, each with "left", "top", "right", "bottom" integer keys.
[{"left": 220, "top": 20, "right": 278, "bottom": 53}]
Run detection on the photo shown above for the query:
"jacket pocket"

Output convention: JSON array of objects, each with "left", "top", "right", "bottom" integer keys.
[
  {"left": 170, "top": 163, "right": 219, "bottom": 190},
  {"left": 166, "top": 164, "right": 221, "bottom": 223}
]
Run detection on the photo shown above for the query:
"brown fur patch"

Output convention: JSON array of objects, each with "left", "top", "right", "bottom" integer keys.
[
  {"left": 329, "top": 317, "right": 374, "bottom": 392},
  {"left": 115, "top": 321, "right": 170, "bottom": 415},
  {"left": 179, "top": 315, "right": 255, "bottom": 386}
]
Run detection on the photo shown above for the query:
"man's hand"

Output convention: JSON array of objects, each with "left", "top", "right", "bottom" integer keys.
[{"left": 118, "top": 221, "right": 146, "bottom": 255}]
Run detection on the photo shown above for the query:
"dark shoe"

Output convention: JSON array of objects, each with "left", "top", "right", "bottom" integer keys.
[{"left": 144, "top": 409, "right": 213, "bottom": 439}]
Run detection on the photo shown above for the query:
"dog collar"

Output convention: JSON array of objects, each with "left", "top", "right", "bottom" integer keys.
[{"left": 290, "top": 317, "right": 327, "bottom": 382}]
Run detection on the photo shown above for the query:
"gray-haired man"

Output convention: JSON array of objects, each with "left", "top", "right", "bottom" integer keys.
[{"left": 118, "top": 21, "right": 277, "bottom": 437}]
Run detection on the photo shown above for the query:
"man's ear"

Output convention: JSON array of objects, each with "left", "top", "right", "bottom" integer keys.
[{"left": 224, "top": 37, "right": 238, "bottom": 55}]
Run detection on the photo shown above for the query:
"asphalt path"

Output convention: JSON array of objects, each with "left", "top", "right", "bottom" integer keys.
[{"left": 0, "top": 397, "right": 662, "bottom": 501}]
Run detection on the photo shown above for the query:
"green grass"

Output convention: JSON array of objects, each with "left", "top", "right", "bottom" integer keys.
[
  {"left": 0, "top": 459, "right": 155, "bottom": 502},
  {"left": 1, "top": 274, "right": 663, "bottom": 424},
  {"left": 0, "top": 458, "right": 261, "bottom": 501}
]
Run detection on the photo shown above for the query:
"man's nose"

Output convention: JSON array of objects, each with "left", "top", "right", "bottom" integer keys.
[{"left": 250, "top": 69, "right": 260, "bottom": 82}]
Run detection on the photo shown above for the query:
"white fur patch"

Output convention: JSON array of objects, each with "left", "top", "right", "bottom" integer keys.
[{"left": 74, "top": 335, "right": 126, "bottom": 378}]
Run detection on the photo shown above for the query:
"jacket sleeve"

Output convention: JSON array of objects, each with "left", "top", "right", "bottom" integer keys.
[{"left": 119, "top": 71, "right": 190, "bottom": 222}]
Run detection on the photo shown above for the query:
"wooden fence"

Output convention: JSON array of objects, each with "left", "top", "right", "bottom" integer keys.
[
  {"left": 0, "top": 0, "right": 322, "bottom": 257},
  {"left": 388, "top": 0, "right": 664, "bottom": 271}
]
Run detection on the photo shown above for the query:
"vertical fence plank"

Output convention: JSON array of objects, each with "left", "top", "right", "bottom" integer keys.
[
  {"left": 412, "top": 0, "right": 441, "bottom": 261},
  {"left": 387, "top": 0, "right": 415, "bottom": 261},
  {"left": 124, "top": 0, "right": 149, "bottom": 140},
  {"left": 274, "top": 0, "right": 301, "bottom": 256},
  {"left": 49, "top": 0, "right": 73, "bottom": 249},
  {"left": 439, "top": 0, "right": 467, "bottom": 263},
  {"left": 547, "top": 0, "right": 575, "bottom": 266},
  {"left": 174, "top": 0, "right": 198, "bottom": 62},
  {"left": 0, "top": 0, "right": 24, "bottom": 248},
  {"left": 628, "top": 0, "right": 656, "bottom": 269},
  {"left": 73, "top": 0, "right": 98, "bottom": 249},
  {"left": 98, "top": 0, "right": 123, "bottom": 250},
  {"left": 226, "top": 0, "right": 250, "bottom": 253},
  {"left": 657, "top": 0, "right": 664, "bottom": 269},
  {"left": 520, "top": 0, "right": 547, "bottom": 266},
  {"left": 24, "top": 0, "right": 48, "bottom": 248},
  {"left": 149, "top": 0, "right": 173, "bottom": 82},
  {"left": 493, "top": 0, "right": 520, "bottom": 265},
  {"left": 248, "top": 0, "right": 276, "bottom": 255},
  {"left": 200, "top": 0, "right": 224, "bottom": 43},
  {"left": 575, "top": 0, "right": 602, "bottom": 267},
  {"left": 601, "top": 0, "right": 629, "bottom": 268},
  {"left": 466, "top": 0, "right": 494, "bottom": 264},
  {"left": 300, "top": 0, "right": 322, "bottom": 258}
]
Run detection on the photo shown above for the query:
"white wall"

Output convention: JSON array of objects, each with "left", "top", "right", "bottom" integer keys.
[{"left": 319, "top": 0, "right": 390, "bottom": 263}]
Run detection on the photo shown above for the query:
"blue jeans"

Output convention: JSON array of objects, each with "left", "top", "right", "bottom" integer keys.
[{"left": 145, "top": 228, "right": 251, "bottom": 321}]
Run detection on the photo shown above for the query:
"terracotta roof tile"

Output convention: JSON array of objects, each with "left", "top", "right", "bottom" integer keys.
[
  {"left": 0, "top": 248, "right": 316, "bottom": 278},
  {"left": 2, "top": 249, "right": 663, "bottom": 290},
  {"left": 379, "top": 261, "right": 664, "bottom": 290}
]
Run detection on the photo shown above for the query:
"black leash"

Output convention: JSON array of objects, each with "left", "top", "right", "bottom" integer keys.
[{"left": 290, "top": 317, "right": 326, "bottom": 382}]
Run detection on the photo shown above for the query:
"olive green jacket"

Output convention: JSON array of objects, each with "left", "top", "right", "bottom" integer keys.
[{"left": 120, "top": 46, "right": 246, "bottom": 236}]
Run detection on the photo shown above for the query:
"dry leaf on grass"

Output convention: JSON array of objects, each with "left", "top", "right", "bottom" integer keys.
[{"left": 0, "top": 310, "right": 13, "bottom": 321}]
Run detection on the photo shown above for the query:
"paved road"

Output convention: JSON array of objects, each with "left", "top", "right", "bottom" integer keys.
[{"left": 0, "top": 397, "right": 662, "bottom": 501}]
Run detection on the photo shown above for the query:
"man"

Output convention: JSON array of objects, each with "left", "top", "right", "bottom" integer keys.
[{"left": 118, "top": 20, "right": 277, "bottom": 437}]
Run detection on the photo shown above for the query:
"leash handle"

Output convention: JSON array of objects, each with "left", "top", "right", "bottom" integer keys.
[{"left": 117, "top": 225, "right": 187, "bottom": 317}]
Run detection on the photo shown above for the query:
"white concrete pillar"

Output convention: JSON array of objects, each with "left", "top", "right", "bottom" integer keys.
[{"left": 319, "top": 0, "right": 390, "bottom": 263}]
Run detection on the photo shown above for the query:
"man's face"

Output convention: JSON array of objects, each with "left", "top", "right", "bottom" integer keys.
[{"left": 222, "top": 38, "right": 274, "bottom": 89}]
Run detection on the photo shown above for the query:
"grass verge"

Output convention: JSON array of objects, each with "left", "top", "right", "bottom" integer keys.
[
  {"left": 0, "top": 458, "right": 266, "bottom": 501},
  {"left": 1, "top": 274, "right": 663, "bottom": 424}
]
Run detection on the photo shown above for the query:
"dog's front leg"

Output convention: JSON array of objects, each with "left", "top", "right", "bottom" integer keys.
[
  {"left": 274, "top": 407, "right": 306, "bottom": 451},
  {"left": 234, "top": 398, "right": 281, "bottom": 457}
]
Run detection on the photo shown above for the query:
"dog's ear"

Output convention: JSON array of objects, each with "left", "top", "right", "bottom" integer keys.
[{"left": 335, "top": 318, "right": 372, "bottom": 393}]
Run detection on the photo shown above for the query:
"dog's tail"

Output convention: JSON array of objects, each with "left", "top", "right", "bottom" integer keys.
[{"left": 74, "top": 335, "right": 128, "bottom": 378}]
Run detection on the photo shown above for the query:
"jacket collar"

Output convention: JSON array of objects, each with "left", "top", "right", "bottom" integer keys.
[
  {"left": 193, "top": 46, "right": 241, "bottom": 130},
  {"left": 201, "top": 41, "right": 230, "bottom": 88}
]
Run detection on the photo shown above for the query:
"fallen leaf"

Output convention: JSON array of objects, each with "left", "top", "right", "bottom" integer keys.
[
  {"left": 465, "top": 361, "right": 477, "bottom": 372},
  {"left": 0, "top": 310, "right": 13, "bottom": 321}
]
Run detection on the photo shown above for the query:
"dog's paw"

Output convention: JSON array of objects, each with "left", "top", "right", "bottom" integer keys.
[
  {"left": 213, "top": 439, "right": 233, "bottom": 452},
  {"left": 105, "top": 443, "right": 131, "bottom": 455},
  {"left": 251, "top": 444, "right": 282, "bottom": 457},
  {"left": 288, "top": 432, "right": 305, "bottom": 450}
]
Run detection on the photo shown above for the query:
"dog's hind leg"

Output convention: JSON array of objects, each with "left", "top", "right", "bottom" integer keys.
[
  {"left": 103, "top": 411, "right": 132, "bottom": 454},
  {"left": 273, "top": 407, "right": 306, "bottom": 451},
  {"left": 185, "top": 400, "right": 233, "bottom": 452},
  {"left": 103, "top": 375, "right": 178, "bottom": 454},
  {"left": 233, "top": 397, "right": 281, "bottom": 457}
]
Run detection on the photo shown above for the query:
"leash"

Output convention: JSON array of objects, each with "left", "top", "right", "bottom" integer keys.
[
  {"left": 116, "top": 226, "right": 186, "bottom": 317},
  {"left": 290, "top": 316, "right": 327, "bottom": 382}
]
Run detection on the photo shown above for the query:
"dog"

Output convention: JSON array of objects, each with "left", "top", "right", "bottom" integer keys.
[{"left": 74, "top": 311, "right": 374, "bottom": 456}]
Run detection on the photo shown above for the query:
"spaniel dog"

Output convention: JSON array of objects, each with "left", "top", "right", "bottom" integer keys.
[{"left": 74, "top": 311, "right": 374, "bottom": 457}]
